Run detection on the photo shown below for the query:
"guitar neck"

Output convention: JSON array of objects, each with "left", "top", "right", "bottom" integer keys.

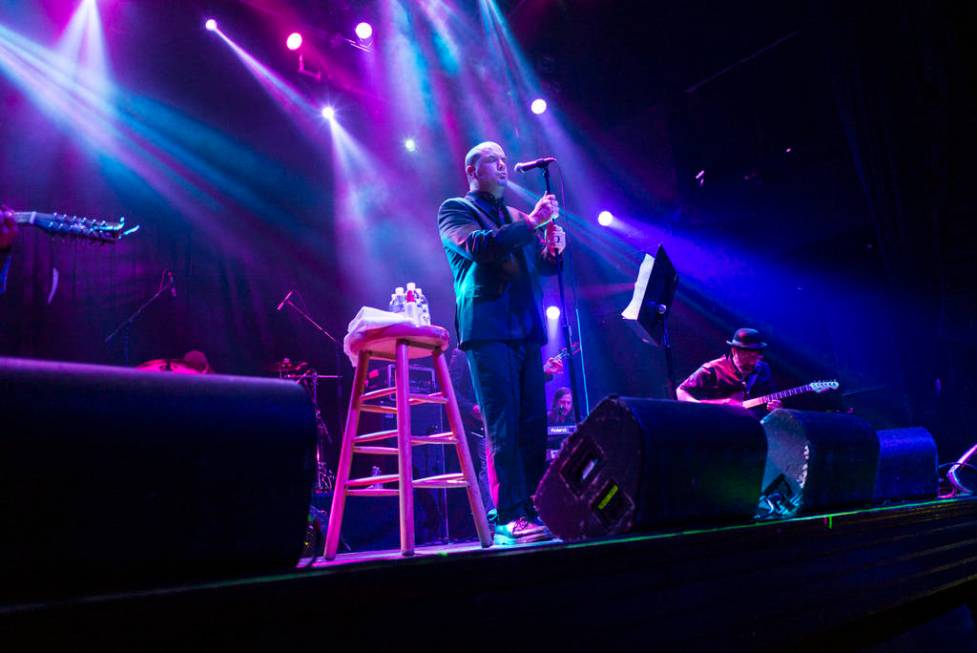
[
  {"left": 742, "top": 384, "right": 813, "bottom": 410},
  {"left": 13, "top": 211, "right": 39, "bottom": 225}
]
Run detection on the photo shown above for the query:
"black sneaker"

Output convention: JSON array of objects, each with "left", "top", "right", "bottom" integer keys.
[{"left": 494, "top": 516, "right": 552, "bottom": 545}]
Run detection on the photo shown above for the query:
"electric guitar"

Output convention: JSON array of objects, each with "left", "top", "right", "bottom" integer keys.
[
  {"left": 13, "top": 211, "right": 137, "bottom": 244},
  {"left": 544, "top": 342, "right": 581, "bottom": 374},
  {"left": 741, "top": 380, "right": 840, "bottom": 409},
  {"left": 700, "top": 380, "right": 839, "bottom": 409}
]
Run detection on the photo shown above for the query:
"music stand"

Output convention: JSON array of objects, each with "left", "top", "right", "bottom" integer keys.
[{"left": 621, "top": 244, "right": 680, "bottom": 398}]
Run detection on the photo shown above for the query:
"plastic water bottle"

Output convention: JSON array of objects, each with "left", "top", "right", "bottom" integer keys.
[
  {"left": 389, "top": 286, "right": 406, "bottom": 314},
  {"left": 415, "top": 287, "right": 431, "bottom": 326},
  {"left": 404, "top": 288, "right": 420, "bottom": 326}
]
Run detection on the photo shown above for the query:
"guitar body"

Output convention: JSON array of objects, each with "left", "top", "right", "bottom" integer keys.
[{"left": 699, "top": 392, "right": 746, "bottom": 406}]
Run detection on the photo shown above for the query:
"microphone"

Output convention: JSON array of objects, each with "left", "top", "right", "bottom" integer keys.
[
  {"left": 168, "top": 272, "right": 176, "bottom": 298},
  {"left": 513, "top": 156, "right": 556, "bottom": 173},
  {"left": 276, "top": 289, "right": 294, "bottom": 312}
]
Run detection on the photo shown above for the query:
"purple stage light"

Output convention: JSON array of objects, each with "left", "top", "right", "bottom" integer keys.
[
  {"left": 404, "top": 138, "right": 417, "bottom": 152},
  {"left": 546, "top": 306, "right": 561, "bottom": 320},
  {"left": 355, "top": 22, "right": 373, "bottom": 41},
  {"left": 597, "top": 210, "right": 614, "bottom": 227},
  {"left": 286, "top": 32, "right": 303, "bottom": 51},
  {"left": 205, "top": 18, "right": 217, "bottom": 32},
  {"left": 321, "top": 106, "right": 336, "bottom": 121},
  {"left": 530, "top": 98, "right": 547, "bottom": 115}
]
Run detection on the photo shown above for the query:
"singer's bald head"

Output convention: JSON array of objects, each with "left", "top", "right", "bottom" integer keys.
[{"left": 465, "top": 141, "right": 508, "bottom": 197}]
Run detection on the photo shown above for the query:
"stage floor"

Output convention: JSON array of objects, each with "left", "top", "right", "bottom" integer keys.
[{"left": 6, "top": 497, "right": 977, "bottom": 649}]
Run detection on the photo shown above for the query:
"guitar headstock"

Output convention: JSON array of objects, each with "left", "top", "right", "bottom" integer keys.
[
  {"left": 810, "top": 380, "right": 840, "bottom": 394},
  {"left": 24, "top": 212, "right": 136, "bottom": 244}
]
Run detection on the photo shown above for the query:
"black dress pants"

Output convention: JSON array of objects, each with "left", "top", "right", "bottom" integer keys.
[{"left": 466, "top": 339, "right": 547, "bottom": 524}]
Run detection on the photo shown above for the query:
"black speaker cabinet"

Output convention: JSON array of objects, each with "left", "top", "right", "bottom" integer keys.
[
  {"left": 535, "top": 397, "right": 768, "bottom": 542},
  {"left": 874, "top": 427, "right": 938, "bottom": 502},
  {"left": 759, "top": 409, "right": 879, "bottom": 517},
  {"left": 0, "top": 357, "right": 317, "bottom": 601}
]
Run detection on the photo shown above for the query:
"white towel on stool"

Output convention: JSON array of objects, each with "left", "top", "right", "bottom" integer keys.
[{"left": 343, "top": 307, "right": 413, "bottom": 366}]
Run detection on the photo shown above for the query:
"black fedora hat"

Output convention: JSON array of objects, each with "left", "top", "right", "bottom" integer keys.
[{"left": 726, "top": 328, "right": 767, "bottom": 350}]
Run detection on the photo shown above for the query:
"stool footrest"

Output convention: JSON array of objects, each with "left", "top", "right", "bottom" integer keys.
[
  {"left": 359, "top": 404, "right": 398, "bottom": 415},
  {"left": 409, "top": 392, "right": 447, "bottom": 405},
  {"left": 347, "top": 473, "right": 400, "bottom": 487},
  {"left": 355, "top": 429, "right": 399, "bottom": 444},
  {"left": 352, "top": 446, "right": 399, "bottom": 455},
  {"left": 360, "top": 387, "right": 397, "bottom": 402},
  {"left": 411, "top": 432, "right": 457, "bottom": 445},
  {"left": 414, "top": 472, "right": 468, "bottom": 489},
  {"left": 347, "top": 488, "right": 400, "bottom": 497}
]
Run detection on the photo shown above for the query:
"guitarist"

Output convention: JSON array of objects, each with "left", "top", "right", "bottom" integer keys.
[
  {"left": 676, "top": 328, "right": 783, "bottom": 416},
  {"left": 0, "top": 206, "right": 17, "bottom": 295}
]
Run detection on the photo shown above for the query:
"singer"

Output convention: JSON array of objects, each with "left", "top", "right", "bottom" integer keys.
[{"left": 437, "top": 141, "right": 565, "bottom": 545}]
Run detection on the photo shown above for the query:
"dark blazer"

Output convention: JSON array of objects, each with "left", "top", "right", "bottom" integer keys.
[{"left": 438, "top": 194, "right": 558, "bottom": 348}]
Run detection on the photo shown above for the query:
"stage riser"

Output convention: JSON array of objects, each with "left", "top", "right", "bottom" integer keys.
[{"left": 4, "top": 499, "right": 977, "bottom": 649}]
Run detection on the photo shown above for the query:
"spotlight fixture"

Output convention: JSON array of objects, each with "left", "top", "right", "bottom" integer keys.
[
  {"left": 286, "top": 32, "right": 303, "bottom": 51},
  {"left": 320, "top": 106, "right": 336, "bottom": 121},
  {"left": 546, "top": 305, "right": 561, "bottom": 320},
  {"left": 530, "top": 98, "right": 548, "bottom": 115},
  {"left": 355, "top": 22, "right": 374, "bottom": 41},
  {"left": 597, "top": 210, "right": 614, "bottom": 227},
  {"left": 205, "top": 18, "right": 218, "bottom": 32},
  {"left": 404, "top": 138, "right": 417, "bottom": 152}
]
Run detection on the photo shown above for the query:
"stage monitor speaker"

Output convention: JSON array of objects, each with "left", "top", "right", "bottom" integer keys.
[
  {"left": 534, "top": 396, "right": 768, "bottom": 542},
  {"left": 0, "top": 357, "right": 317, "bottom": 602},
  {"left": 758, "top": 409, "right": 879, "bottom": 518},
  {"left": 874, "top": 427, "right": 938, "bottom": 502}
]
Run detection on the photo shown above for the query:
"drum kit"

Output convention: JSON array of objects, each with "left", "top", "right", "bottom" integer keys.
[{"left": 268, "top": 357, "right": 338, "bottom": 495}]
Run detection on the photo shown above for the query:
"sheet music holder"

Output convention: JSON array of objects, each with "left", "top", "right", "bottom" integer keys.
[{"left": 621, "top": 244, "right": 680, "bottom": 397}]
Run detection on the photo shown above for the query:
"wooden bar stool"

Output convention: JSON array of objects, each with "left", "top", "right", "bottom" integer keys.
[{"left": 324, "top": 323, "right": 492, "bottom": 559}]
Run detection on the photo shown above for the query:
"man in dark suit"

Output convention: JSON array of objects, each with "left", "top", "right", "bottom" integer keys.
[{"left": 438, "top": 141, "right": 565, "bottom": 544}]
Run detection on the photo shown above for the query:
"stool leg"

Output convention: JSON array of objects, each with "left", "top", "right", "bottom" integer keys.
[
  {"left": 324, "top": 350, "right": 370, "bottom": 561},
  {"left": 433, "top": 348, "right": 493, "bottom": 548},
  {"left": 395, "top": 340, "right": 415, "bottom": 556}
]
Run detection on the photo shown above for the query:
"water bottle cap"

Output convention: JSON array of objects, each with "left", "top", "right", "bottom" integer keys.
[
  {"left": 395, "top": 286, "right": 405, "bottom": 294},
  {"left": 406, "top": 282, "right": 416, "bottom": 290}
]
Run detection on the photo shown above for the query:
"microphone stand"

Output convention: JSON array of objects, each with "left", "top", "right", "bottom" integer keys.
[
  {"left": 105, "top": 273, "right": 175, "bottom": 366},
  {"left": 541, "top": 165, "right": 584, "bottom": 423},
  {"left": 279, "top": 294, "right": 346, "bottom": 434}
]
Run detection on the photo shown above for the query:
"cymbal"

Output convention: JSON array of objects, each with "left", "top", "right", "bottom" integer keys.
[
  {"left": 268, "top": 358, "right": 309, "bottom": 374},
  {"left": 136, "top": 358, "right": 203, "bottom": 374}
]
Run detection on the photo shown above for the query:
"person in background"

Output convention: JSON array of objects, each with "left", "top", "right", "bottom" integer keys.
[
  {"left": 548, "top": 387, "right": 574, "bottom": 426},
  {"left": 676, "top": 327, "right": 782, "bottom": 417},
  {"left": 1, "top": 206, "right": 17, "bottom": 295}
]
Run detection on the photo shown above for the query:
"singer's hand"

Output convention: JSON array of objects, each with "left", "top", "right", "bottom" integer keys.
[
  {"left": 545, "top": 223, "right": 566, "bottom": 256},
  {"left": 527, "top": 193, "right": 559, "bottom": 228}
]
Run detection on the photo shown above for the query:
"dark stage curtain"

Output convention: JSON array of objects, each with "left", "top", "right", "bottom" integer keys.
[{"left": 820, "top": 1, "right": 977, "bottom": 457}]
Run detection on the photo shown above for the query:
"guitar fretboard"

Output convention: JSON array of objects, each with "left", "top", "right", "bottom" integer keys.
[{"left": 742, "top": 380, "right": 837, "bottom": 409}]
